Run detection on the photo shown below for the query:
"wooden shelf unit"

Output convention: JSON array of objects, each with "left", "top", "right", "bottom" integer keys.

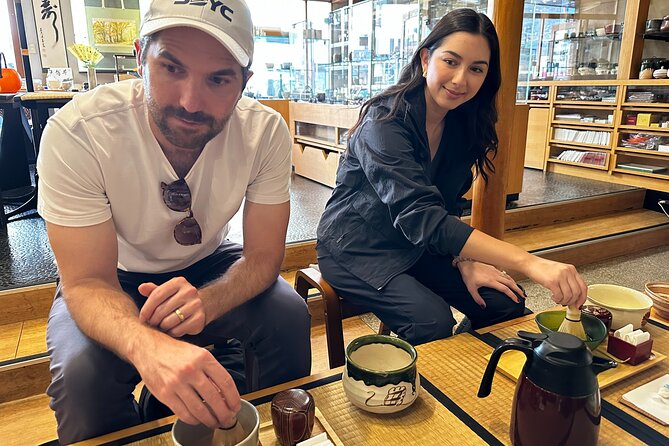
[
  {"left": 289, "top": 102, "right": 360, "bottom": 188},
  {"left": 288, "top": 101, "right": 526, "bottom": 198},
  {"left": 524, "top": 79, "right": 669, "bottom": 192}
]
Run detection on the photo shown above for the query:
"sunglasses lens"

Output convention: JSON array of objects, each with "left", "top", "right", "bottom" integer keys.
[
  {"left": 174, "top": 215, "right": 202, "bottom": 246},
  {"left": 161, "top": 178, "right": 191, "bottom": 212}
]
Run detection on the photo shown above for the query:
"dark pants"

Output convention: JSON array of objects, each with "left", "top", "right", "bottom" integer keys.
[
  {"left": 318, "top": 250, "right": 525, "bottom": 345},
  {"left": 47, "top": 241, "right": 312, "bottom": 444}
]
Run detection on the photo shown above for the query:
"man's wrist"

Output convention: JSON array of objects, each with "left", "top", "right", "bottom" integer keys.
[{"left": 198, "top": 284, "right": 225, "bottom": 325}]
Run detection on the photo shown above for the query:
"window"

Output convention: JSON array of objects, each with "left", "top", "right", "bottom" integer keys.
[{"left": 0, "top": 0, "right": 17, "bottom": 69}]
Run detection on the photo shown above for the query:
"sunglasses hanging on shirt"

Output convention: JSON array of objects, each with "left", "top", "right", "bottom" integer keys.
[{"left": 161, "top": 178, "right": 202, "bottom": 246}]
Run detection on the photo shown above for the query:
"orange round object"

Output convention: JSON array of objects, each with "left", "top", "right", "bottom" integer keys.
[{"left": 0, "top": 53, "right": 21, "bottom": 93}]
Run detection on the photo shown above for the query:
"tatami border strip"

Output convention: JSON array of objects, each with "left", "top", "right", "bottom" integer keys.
[{"left": 420, "top": 375, "right": 503, "bottom": 446}]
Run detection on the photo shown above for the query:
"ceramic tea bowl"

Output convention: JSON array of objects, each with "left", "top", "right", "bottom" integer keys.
[
  {"left": 172, "top": 399, "right": 259, "bottom": 446},
  {"left": 645, "top": 282, "right": 669, "bottom": 319},
  {"left": 587, "top": 284, "right": 653, "bottom": 330},
  {"left": 342, "top": 334, "right": 419, "bottom": 414},
  {"left": 535, "top": 310, "right": 608, "bottom": 350}
]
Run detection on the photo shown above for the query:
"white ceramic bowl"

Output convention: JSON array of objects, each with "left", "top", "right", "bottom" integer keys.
[
  {"left": 587, "top": 284, "right": 653, "bottom": 330},
  {"left": 342, "top": 334, "right": 420, "bottom": 414},
  {"left": 172, "top": 399, "right": 259, "bottom": 446}
]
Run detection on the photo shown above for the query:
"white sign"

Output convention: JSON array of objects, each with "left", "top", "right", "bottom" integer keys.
[{"left": 31, "top": 0, "right": 68, "bottom": 68}]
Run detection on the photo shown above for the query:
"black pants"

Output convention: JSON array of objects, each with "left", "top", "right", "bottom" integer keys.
[
  {"left": 318, "top": 250, "right": 526, "bottom": 345},
  {"left": 47, "top": 241, "right": 312, "bottom": 444}
]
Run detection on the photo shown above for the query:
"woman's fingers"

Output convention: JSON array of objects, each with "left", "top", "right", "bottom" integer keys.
[
  {"left": 561, "top": 270, "right": 588, "bottom": 307},
  {"left": 468, "top": 288, "right": 486, "bottom": 308}
]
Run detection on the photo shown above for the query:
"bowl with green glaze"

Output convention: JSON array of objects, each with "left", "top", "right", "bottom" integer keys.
[
  {"left": 342, "top": 334, "right": 420, "bottom": 414},
  {"left": 535, "top": 310, "right": 608, "bottom": 350}
]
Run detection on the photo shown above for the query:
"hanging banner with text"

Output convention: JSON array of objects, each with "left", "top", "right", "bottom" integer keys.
[{"left": 31, "top": 0, "right": 68, "bottom": 68}]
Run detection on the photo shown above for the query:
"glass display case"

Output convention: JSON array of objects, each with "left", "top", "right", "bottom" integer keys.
[
  {"left": 516, "top": 1, "right": 627, "bottom": 101},
  {"left": 423, "top": 0, "right": 489, "bottom": 35},
  {"left": 518, "top": 0, "right": 627, "bottom": 84},
  {"left": 639, "top": 0, "right": 669, "bottom": 79},
  {"left": 245, "top": 0, "right": 496, "bottom": 104},
  {"left": 319, "top": 0, "right": 424, "bottom": 104},
  {"left": 317, "top": 0, "right": 492, "bottom": 104},
  {"left": 244, "top": 1, "right": 330, "bottom": 100}
]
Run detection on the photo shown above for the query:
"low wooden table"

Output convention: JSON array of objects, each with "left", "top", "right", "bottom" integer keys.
[{"left": 71, "top": 314, "right": 669, "bottom": 445}]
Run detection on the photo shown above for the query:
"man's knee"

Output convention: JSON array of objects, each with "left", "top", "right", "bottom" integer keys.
[
  {"left": 258, "top": 278, "right": 311, "bottom": 336},
  {"left": 49, "top": 343, "right": 134, "bottom": 407},
  {"left": 48, "top": 344, "right": 140, "bottom": 443}
]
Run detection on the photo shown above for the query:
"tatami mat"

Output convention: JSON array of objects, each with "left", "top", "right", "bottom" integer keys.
[{"left": 416, "top": 333, "right": 647, "bottom": 445}]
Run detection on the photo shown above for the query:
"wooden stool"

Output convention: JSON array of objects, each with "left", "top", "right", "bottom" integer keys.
[{"left": 294, "top": 266, "right": 389, "bottom": 369}]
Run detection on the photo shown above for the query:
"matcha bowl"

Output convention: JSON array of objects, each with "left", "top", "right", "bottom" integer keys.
[
  {"left": 535, "top": 310, "right": 608, "bottom": 350},
  {"left": 342, "top": 334, "right": 420, "bottom": 414}
]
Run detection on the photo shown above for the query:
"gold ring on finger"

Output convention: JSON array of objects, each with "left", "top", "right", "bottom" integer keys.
[{"left": 175, "top": 308, "right": 186, "bottom": 322}]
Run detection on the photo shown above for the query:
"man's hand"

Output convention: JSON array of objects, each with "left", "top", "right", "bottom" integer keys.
[
  {"left": 135, "top": 337, "right": 241, "bottom": 428},
  {"left": 138, "top": 277, "right": 207, "bottom": 337},
  {"left": 457, "top": 261, "right": 525, "bottom": 308}
]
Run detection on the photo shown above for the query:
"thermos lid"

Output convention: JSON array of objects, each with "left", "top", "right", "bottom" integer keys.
[
  {"left": 535, "top": 332, "right": 591, "bottom": 368},
  {"left": 525, "top": 331, "right": 600, "bottom": 397}
]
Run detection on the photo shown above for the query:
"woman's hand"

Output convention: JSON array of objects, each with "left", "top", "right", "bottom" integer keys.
[
  {"left": 457, "top": 261, "right": 525, "bottom": 308},
  {"left": 138, "top": 277, "right": 208, "bottom": 337},
  {"left": 524, "top": 257, "right": 587, "bottom": 307}
]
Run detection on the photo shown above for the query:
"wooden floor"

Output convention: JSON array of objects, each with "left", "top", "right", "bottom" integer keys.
[
  {"left": 504, "top": 208, "right": 668, "bottom": 252},
  {"left": 0, "top": 318, "right": 47, "bottom": 361}
]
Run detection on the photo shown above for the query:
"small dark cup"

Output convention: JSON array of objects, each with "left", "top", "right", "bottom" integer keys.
[
  {"left": 646, "top": 19, "right": 662, "bottom": 32},
  {"left": 582, "top": 305, "right": 613, "bottom": 333},
  {"left": 271, "top": 389, "right": 315, "bottom": 446},
  {"left": 662, "top": 15, "right": 669, "bottom": 32}
]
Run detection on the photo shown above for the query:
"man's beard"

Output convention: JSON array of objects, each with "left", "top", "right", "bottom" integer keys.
[{"left": 146, "top": 96, "right": 230, "bottom": 150}]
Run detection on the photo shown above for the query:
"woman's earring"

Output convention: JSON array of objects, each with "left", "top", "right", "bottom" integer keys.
[{"left": 422, "top": 68, "right": 427, "bottom": 78}]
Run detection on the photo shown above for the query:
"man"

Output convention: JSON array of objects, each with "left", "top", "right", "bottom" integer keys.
[{"left": 37, "top": 0, "right": 311, "bottom": 443}]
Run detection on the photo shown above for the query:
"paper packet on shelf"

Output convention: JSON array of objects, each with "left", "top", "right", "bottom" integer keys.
[
  {"left": 613, "top": 324, "right": 651, "bottom": 345},
  {"left": 608, "top": 323, "right": 653, "bottom": 365}
]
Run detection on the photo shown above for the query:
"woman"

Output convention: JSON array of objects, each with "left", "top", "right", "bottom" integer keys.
[{"left": 316, "top": 9, "right": 587, "bottom": 345}]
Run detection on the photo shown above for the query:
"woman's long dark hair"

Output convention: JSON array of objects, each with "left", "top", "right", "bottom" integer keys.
[{"left": 349, "top": 8, "right": 501, "bottom": 182}]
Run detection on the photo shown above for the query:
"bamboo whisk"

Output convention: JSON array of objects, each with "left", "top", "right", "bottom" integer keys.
[
  {"left": 558, "top": 305, "right": 587, "bottom": 341},
  {"left": 211, "top": 416, "right": 247, "bottom": 446}
]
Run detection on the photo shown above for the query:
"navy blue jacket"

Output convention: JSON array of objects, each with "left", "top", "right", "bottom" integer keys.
[{"left": 316, "top": 87, "right": 478, "bottom": 290}]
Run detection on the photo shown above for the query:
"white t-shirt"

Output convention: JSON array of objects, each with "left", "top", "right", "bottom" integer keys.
[{"left": 37, "top": 79, "right": 292, "bottom": 273}]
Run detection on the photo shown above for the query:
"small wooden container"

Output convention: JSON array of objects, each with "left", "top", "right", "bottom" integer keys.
[{"left": 607, "top": 335, "right": 653, "bottom": 365}]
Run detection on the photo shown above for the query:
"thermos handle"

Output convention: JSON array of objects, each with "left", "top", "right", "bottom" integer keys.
[{"left": 477, "top": 338, "right": 533, "bottom": 398}]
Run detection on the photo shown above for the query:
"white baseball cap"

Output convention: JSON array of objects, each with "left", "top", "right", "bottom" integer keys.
[{"left": 140, "top": 0, "right": 254, "bottom": 67}]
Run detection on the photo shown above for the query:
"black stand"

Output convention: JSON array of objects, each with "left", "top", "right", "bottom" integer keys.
[{"left": 0, "top": 0, "right": 38, "bottom": 225}]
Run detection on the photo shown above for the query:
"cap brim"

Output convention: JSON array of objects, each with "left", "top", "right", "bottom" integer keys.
[{"left": 140, "top": 17, "right": 249, "bottom": 67}]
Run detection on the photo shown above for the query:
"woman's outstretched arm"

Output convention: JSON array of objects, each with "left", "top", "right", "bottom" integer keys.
[{"left": 458, "top": 229, "right": 587, "bottom": 307}]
